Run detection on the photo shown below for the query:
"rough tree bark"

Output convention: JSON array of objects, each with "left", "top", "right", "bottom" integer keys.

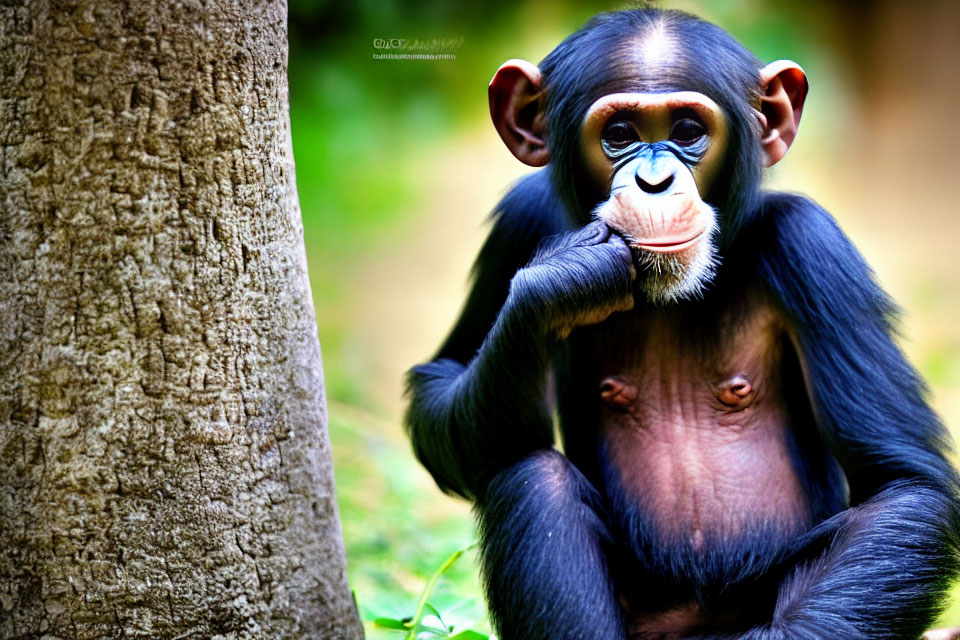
[{"left": 0, "top": 1, "right": 362, "bottom": 638}]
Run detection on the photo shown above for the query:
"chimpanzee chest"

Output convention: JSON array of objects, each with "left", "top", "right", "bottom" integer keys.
[{"left": 576, "top": 289, "right": 814, "bottom": 546}]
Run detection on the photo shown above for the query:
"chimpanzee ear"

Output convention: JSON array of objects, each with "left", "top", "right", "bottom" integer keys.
[
  {"left": 489, "top": 59, "right": 549, "bottom": 167},
  {"left": 757, "top": 60, "right": 808, "bottom": 167}
]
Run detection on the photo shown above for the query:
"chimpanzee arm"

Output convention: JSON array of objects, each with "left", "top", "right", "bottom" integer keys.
[
  {"left": 405, "top": 172, "right": 565, "bottom": 499},
  {"left": 742, "top": 192, "right": 960, "bottom": 640},
  {"left": 757, "top": 193, "right": 957, "bottom": 499},
  {"left": 432, "top": 171, "right": 573, "bottom": 364},
  {"left": 405, "top": 171, "right": 634, "bottom": 500}
]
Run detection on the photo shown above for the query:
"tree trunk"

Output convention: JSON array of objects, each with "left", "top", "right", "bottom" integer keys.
[{"left": 0, "top": 1, "right": 362, "bottom": 638}]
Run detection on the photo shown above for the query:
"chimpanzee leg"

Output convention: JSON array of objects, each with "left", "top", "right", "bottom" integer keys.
[
  {"left": 742, "top": 481, "right": 960, "bottom": 640},
  {"left": 475, "top": 448, "right": 626, "bottom": 640}
]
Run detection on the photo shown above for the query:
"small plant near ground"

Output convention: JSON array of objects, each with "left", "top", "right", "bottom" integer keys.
[{"left": 369, "top": 545, "right": 491, "bottom": 640}]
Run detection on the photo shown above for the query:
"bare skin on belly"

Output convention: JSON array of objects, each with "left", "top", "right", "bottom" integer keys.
[
  {"left": 584, "top": 292, "right": 817, "bottom": 637},
  {"left": 597, "top": 292, "right": 812, "bottom": 548}
]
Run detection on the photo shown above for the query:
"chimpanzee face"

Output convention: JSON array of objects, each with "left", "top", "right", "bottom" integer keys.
[
  {"left": 487, "top": 34, "right": 806, "bottom": 305},
  {"left": 581, "top": 91, "right": 729, "bottom": 303}
]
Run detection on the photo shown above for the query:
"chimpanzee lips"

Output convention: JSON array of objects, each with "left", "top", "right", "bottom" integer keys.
[{"left": 631, "top": 231, "right": 704, "bottom": 254}]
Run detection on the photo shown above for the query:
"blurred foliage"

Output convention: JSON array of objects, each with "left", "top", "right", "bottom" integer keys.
[
  {"left": 289, "top": 0, "right": 960, "bottom": 634},
  {"left": 329, "top": 407, "right": 487, "bottom": 632},
  {"left": 370, "top": 544, "right": 488, "bottom": 639}
]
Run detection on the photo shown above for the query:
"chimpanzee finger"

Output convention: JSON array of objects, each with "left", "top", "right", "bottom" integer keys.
[
  {"left": 566, "top": 219, "right": 611, "bottom": 246},
  {"left": 602, "top": 231, "right": 637, "bottom": 281},
  {"left": 532, "top": 220, "right": 611, "bottom": 263}
]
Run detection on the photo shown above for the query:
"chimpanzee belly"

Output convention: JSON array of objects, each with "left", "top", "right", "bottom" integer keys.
[
  {"left": 601, "top": 303, "right": 810, "bottom": 542},
  {"left": 561, "top": 288, "right": 822, "bottom": 636}
]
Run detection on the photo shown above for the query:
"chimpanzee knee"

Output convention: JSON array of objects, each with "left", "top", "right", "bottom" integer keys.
[{"left": 476, "top": 449, "right": 626, "bottom": 640}]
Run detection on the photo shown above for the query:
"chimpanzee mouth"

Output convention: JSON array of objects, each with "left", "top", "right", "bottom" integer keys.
[{"left": 631, "top": 231, "right": 704, "bottom": 254}]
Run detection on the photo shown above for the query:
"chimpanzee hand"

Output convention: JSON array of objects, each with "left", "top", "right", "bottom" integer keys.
[{"left": 509, "top": 220, "right": 636, "bottom": 339}]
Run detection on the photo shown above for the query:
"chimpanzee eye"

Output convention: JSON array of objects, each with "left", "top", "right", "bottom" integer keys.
[
  {"left": 670, "top": 118, "right": 706, "bottom": 145},
  {"left": 601, "top": 120, "right": 640, "bottom": 149}
]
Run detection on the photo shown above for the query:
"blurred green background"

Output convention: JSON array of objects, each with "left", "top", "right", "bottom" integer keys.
[{"left": 288, "top": 0, "right": 960, "bottom": 635}]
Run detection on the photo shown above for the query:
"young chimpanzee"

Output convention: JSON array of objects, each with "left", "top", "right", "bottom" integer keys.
[{"left": 405, "top": 9, "right": 960, "bottom": 640}]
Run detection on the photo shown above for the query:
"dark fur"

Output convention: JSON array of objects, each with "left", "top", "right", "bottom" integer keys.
[{"left": 405, "top": 9, "right": 960, "bottom": 639}]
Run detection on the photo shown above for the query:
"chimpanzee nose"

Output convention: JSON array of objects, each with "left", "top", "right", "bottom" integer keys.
[{"left": 636, "top": 171, "right": 675, "bottom": 194}]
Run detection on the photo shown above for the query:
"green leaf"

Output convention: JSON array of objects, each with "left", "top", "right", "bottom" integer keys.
[
  {"left": 374, "top": 617, "right": 409, "bottom": 630},
  {"left": 405, "top": 545, "right": 477, "bottom": 640},
  {"left": 423, "top": 602, "right": 446, "bottom": 627},
  {"left": 447, "top": 631, "right": 489, "bottom": 640}
]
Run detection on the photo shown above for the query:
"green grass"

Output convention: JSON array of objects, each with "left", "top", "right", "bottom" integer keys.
[{"left": 329, "top": 409, "right": 491, "bottom": 636}]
